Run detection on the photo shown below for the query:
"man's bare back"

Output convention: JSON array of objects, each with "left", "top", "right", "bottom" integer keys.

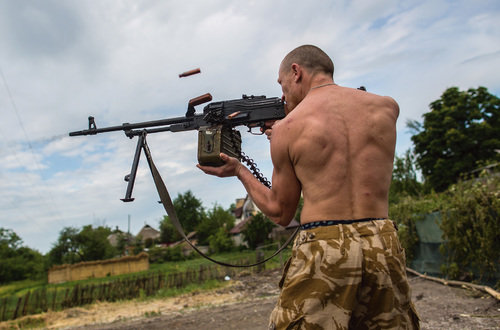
[{"left": 271, "top": 84, "right": 399, "bottom": 225}]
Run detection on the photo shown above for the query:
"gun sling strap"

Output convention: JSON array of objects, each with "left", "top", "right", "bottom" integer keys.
[{"left": 140, "top": 133, "right": 299, "bottom": 268}]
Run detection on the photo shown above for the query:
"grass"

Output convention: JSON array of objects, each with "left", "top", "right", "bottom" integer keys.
[{"left": 0, "top": 248, "right": 290, "bottom": 300}]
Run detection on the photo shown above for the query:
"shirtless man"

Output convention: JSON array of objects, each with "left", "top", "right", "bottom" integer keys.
[{"left": 198, "top": 45, "right": 419, "bottom": 329}]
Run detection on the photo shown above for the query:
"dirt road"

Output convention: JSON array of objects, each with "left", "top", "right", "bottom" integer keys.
[{"left": 3, "top": 269, "right": 499, "bottom": 329}]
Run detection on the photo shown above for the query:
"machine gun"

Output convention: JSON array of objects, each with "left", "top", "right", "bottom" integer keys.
[{"left": 69, "top": 93, "right": 285, "bottom": 201}]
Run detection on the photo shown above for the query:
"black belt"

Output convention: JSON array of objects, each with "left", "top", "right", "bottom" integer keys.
[{"left": 301, "top": 218, "right": 387, "bottom": 230}]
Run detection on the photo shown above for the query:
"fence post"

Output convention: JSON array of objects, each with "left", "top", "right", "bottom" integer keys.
[
  {"left": 256, "top": 251, "right": 265, "bottom": 273},
  {"left": 13, "top": 297, "right": 22, "bottom": 320},
  {"left": 51, "top": 289, "right": 58, "bottom": 311},
  {"left": 1, "top": 297, "right": 7, "bottom": 322},
  {"left": 21, "top": 291, "right": 30, "bottom": 317}
]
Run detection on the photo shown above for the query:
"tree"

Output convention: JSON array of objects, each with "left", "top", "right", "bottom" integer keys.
[
  {"left": 208, "top": 227, "right": 234, "bottom": 253},
  {"left": 197, "top": 204, "right": 235, "bottom": 245},
  {"left": 159, "top": 190, "right": 205, "bottom": 243},
  {"left": 409, "top": 86, "right": 500, "bottom": 192},
  {"left": 0, "top": 228, "right": 45, "bottom": 283},
  {"left": 173, "top": 190, "right": 205, "bottom": 232},
  {"left": 48, "top": 227, "right": 81, "bottom": 265},
  {"left": 49, "top": 225, "right": 115, "bottom": 266},
  {"left": 159, "top": 216, "right": 182, "bottom": 244},
  {"left": 77, "top": 225, "right": 115, "bottom": 261},
  {"left": 241, "top": 212, "right": 275, "bottom": 249},
  {"left": 389, "top": 149, "right": 423, "bottom": 203}
]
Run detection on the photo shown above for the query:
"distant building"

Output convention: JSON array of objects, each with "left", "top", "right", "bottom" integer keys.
[
  {"left": 107, "top": 226, "right": 135, "bottom": 256},
  {"left": 137, "top": 223, "right": 161, "bottom": 242},
  {"left": 232, "top": 195, "right": 259, "bottom": 225},
  {"left": 230, "top": 195, "right": 260, "bottom": 246},
  {"left": 107, "top": 228, "right": 134, "bottom": 246}
]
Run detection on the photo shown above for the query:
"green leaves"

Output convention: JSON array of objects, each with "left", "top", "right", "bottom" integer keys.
[
  {"left": 241, "top": 212, "right": 275, "bottom": 250},
  {"left": 0, "top": 228, "right": 45, "bottom": 283},
  {"left": 48, "top": 225, "right": 114, "bottom": 266},
  {"left": 410, "top": 86, "right": 500, "bottom": 192}
]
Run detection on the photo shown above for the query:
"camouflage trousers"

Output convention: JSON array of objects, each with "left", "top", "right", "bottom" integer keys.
[{"left": 269, "top": 219, "right": 420, "bottom": 330}]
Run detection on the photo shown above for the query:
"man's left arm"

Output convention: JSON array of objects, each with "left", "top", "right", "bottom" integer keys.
[{"left": 197, "top": 124, "right": 301, "bottom": 226}]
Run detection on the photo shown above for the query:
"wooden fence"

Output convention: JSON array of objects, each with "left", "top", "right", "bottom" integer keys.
[{"left": 0, "top": 257, "right": 264, "bottom": 322}]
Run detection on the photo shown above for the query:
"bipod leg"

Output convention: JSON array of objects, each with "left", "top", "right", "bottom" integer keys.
[{"left": 121, "top": 132, "right": 146, "bottom": 202}]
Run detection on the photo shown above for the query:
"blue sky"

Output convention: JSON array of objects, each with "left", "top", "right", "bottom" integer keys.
[{"left": 1, "top": 0, "right": 499, "bottom": 254}]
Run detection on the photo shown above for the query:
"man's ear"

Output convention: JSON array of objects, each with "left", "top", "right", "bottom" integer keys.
[{"left": 291, "top": 63, "right": 302, "bottom": 82}]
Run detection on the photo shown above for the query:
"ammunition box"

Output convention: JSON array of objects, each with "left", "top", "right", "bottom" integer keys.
[{"left": 198, "top": 125, "right": 242, "bottom": 166}]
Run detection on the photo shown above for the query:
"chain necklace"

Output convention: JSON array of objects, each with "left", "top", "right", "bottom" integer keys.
[{"left": 307, "top": 82, "right": 336, "bottom": 94}]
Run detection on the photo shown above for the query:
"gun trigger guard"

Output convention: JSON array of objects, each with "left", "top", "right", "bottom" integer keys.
[{"left": 248, "top": 127, "right": 264, "bottom": 135}]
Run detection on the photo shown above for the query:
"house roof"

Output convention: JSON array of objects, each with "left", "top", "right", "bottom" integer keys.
[
  {"left": 233, "top": 206, "right": 243, "bottom": 218},
  {"left": 137, "top": 224, "right": 160, "bottom": 240},
  {"left": 230, "top": 217, "right": 251, "bottom": 234},
  {"left": 107, "top": 231, "right": 135, "bottom": 247}
]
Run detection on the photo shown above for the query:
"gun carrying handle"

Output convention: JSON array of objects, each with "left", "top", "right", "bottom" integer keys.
[{"left": 189, "top": 93, "right": 213, "bottom": 107}]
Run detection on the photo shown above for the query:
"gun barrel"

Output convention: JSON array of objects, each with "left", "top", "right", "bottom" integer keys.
[
  {"left": 69, "top": 95, "right": 285, "bottom": 137},
  {"left": 68, "top": 114, "right": 204, "bottom": 136}
]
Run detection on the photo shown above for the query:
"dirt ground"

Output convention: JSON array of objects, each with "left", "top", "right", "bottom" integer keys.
[{"left": 2, "top": 269, "right": 499, "bottom": 329}]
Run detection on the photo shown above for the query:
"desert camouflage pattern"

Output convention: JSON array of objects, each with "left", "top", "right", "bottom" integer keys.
[{"left": 269, "top": 220, "right": 420, "bottom": 330}]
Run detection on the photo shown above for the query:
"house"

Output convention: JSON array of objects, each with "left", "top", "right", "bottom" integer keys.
[
  {"left": 107, "top": 226, "right": 135, "bottom": 256},
  {"left": 137, "top": 223, "right": 161, "bottom": 244},
  {"left": 232, "top": 195, "right": 259, "bottom": 225},
  {"left": 230, "top": 195, "right": 261, "bottom": 246}
]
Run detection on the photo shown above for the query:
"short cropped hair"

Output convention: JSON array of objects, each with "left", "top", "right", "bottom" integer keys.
[
  {"left": 281, "top": 45, "right": 334, "bottom": 77},
  {"left": 281, "top": 45, "right": 334, "bottom": 78}
]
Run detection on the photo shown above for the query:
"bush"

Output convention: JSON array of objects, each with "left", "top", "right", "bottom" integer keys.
[
  {"left": 148, "top": 245, "right": 187, "bottom": 264},
  {"left": 390, "top": 172, "right": 499, "bottom": 285},
  {"left": 440, "top": 173, "right": 500, "bottom": 282}
]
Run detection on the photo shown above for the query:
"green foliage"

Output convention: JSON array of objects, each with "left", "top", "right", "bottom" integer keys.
[
  {"left": 172, "top": 190, "right": 205, "bottom": 233},
  {"left": 0, "top": 229, "right": 46, "bottom": 284},
  {"left": 241, "top": 212, "right": 276, "bottom": 249},
  {"left": 148, "top": 245, "right": 187, "bottom": 263},
  {"left": 48, "top": 225, "right": 115, "bottom": 266},
  {"left": 389, "top": 192, "right": 449, "bottom": 263},
  {"left": 410, "top": 86, "right": 500, "bottom": 192},
  {"left": 159, "top": 190, "right": 205, "bottom": 243},
  {"left": 389, "top": 149, "right": 423, "bottom": 204},
  {"left": 439, "top": 173, "right": 500, "bottom": 281},
  {"left": 197, "top": 203, "right": 235, "bottom": 245},
  {"left": 159, "top": 216, "right": 182, "bottom": 243},
  {"left": 77, "top": 225, "right": 115, "bottom": 261},
  {"left": 115, "top": 231, "right": 133, "bottom": 256},
  {"left": 390, "top": 172, "right": 499, "bottom": 284},
  {"left": 48, "top": 227, "right": 80, "bottom": 265},
  {"left": 133, "top": 235, "right": 145, "bottom": 255},
  {"left": 208, "top": 227, "right": 234, "bottom": 253}
]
